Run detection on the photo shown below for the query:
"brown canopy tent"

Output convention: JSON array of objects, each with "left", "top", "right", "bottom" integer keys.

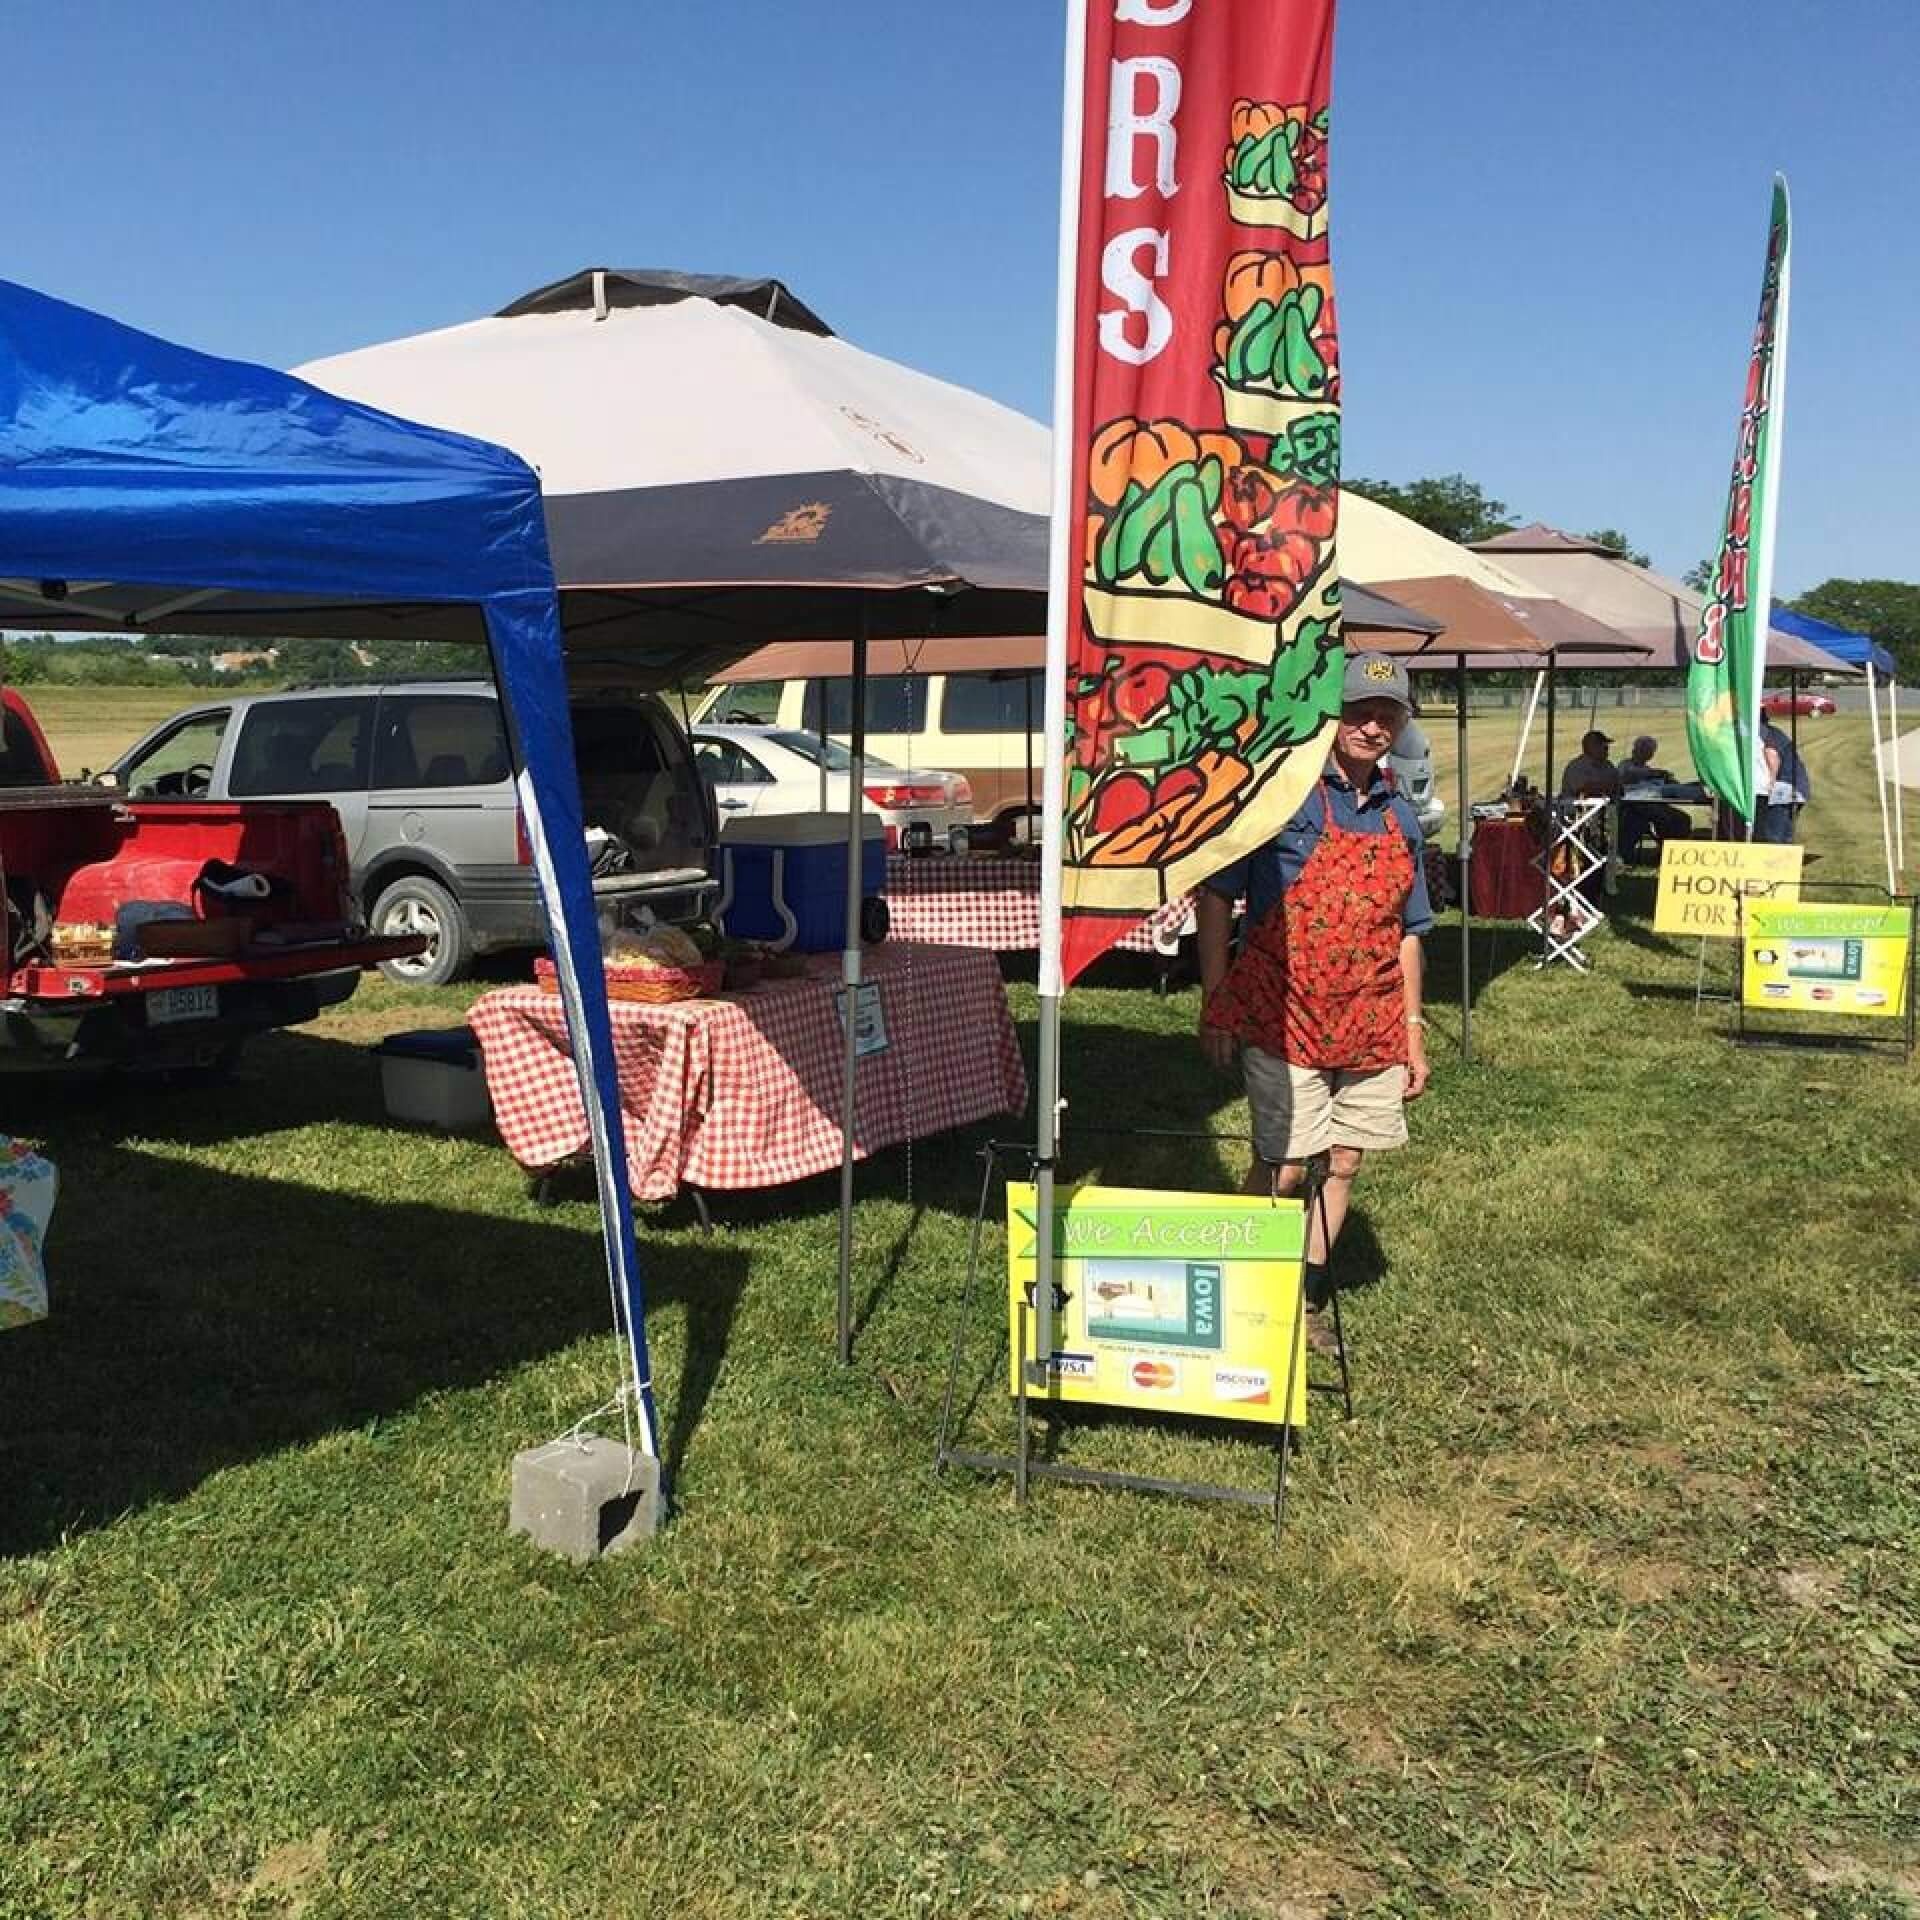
[{"left": 700, "top": 579, "right": 1446, "bottom": 685}]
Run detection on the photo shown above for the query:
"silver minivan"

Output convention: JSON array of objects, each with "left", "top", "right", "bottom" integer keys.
[{"left": 108, "top": 680, "right": 716, "bottom": 984}]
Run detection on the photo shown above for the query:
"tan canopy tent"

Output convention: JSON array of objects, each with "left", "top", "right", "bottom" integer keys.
[
  {"left": 1339, "top": 492, "right": 1646, "bottom": 661},
  {"left": 1471, "top": 524, "right": 1855, "bottom": 675}
]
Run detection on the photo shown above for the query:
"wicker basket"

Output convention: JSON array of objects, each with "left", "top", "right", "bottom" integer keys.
[{"left": 533, "top": 956, "right": 723, "bottom": 1004}]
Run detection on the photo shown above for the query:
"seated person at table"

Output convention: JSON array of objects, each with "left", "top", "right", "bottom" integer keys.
[
  {"left": 1552, "top": 729, "right": 1619, "bottom": 922},
  {"left": 1617, "top": 735, "right": 1671, "bottom": 786},
  {"left": 1559, "top": 730, "right": 1622, "bottom": 799},
  {"left": 1617, "top": 733, "right": 1691, "bottom": 865}
]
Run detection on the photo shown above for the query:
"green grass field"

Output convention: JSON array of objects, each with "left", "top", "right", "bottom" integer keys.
[
  {"left": 3, "top": 689, "right": 1917, "bottom": 1917},
  {"left": 19, "top": 683, "right": 199, "bottom": 776}
]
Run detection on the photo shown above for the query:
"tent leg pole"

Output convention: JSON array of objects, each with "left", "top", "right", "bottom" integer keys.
[
  {"left": 1542, "top": 658, "right": 1558, "bottom": 958},
  {"left": 836, "top": 618, "right": 870, "bottom": 1365},
  {"left": 1024, "top": 673, "right": 1036, "bottom": 844},
  {"left": 1869, "top": 663, "right": 1896, "bottom": 895},
  {"left": 816, "top": 676, "right": 829, "bottom": 814},
  {"left": 1510, "top": 667, "right": 1545, "bottom": 791},
  {"left": 1543, "top": 657, "right": 1557, "bottom": 801},
  {"left": 1456, "top": 658, "right": 1472, "bottom": 1062},
  {"left": 1891, "top": 678, "right": 1906, "bottom": 884}
]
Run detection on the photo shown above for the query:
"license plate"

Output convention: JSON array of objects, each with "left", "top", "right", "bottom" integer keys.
[{"left": 148, "top": 985, "right": 219, "bottom": 1026}]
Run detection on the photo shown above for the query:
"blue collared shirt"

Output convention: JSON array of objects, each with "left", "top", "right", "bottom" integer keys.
[{"left": 1204, "top": 762, "right": 1434, "bottom": 936}]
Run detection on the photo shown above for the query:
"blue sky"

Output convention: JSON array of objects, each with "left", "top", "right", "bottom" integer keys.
[{"left": 11, "top": 0, "right": 1914, "bottom": 595}]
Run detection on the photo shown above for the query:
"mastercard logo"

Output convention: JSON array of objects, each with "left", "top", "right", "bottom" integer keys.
[{"left": 1130, "top": 1360, "right": 1177, "bottom": 1391}]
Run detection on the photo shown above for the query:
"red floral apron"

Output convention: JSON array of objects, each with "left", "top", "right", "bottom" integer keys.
[{"left": 1205, "top": 781, "right": 1414, "bottom": 1070}]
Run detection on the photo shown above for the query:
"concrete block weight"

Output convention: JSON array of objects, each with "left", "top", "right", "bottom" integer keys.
[{"left": 509, "top": 1434, "right": 662, "bottom": 1563}]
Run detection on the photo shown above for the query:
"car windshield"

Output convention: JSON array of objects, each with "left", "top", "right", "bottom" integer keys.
[{"left": 766, "top": 730, "right": 856, "bottom": 773}]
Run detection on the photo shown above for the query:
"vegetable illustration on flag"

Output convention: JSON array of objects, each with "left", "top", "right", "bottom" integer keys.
[
  {"left": 1687, "top": 177, "right": 1791, "bottom": 823},
  {"left": 1054, "top": 1, "right": 1344, "bottom": 982}
]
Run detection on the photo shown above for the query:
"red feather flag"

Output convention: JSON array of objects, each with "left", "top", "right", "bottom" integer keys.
[{"left": 1048, "top": 0, "right": 1344, "bottom": 983}]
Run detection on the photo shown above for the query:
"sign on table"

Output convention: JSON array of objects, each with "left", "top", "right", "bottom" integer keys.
[
  {"left": 1006, "top": 1183, "right": 1307, "bottom": 1427},
  {"left": 831, "top": 982, "right": 888, "bottom": 1058},
  {"left": 1653, "top": 840, "right": 1804, "bottom": 937},
  {"left": 1742, "top": 901, "right": 1913, "bottom": 1019}
]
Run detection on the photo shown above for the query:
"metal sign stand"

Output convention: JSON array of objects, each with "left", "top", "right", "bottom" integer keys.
[
  {"left": 935, "top": 1137, "right": 1347, "bottom": 1540},
  {"left": 1692, "top": 935, "right": 1738, "bottom": 1019}
]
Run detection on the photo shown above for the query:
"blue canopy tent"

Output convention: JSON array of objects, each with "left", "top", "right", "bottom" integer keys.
[
  {"left": 1769, "top": 604, "right": 1896, "bottom": 679},
  {"left": 0, "top": 278, "right": 662, "bottom": 1458},
  {"left": 1770, "top": 603, "right": 1904, "bottom": 888}
]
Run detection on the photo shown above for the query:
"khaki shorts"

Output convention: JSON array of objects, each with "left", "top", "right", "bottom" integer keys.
[{"left": 1241, "top": 1047, "right": 1409, "bottom": 1164}]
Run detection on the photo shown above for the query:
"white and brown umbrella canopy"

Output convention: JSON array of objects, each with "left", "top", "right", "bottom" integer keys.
[{"left": 286, "top": 269, "right": 1053, "bottom": 664}]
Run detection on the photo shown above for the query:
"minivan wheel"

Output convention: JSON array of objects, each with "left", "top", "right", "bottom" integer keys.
[{"left": 373, "top": 875, "right": 473, "bottom": 986}]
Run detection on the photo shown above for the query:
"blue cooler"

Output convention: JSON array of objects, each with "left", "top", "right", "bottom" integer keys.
[{"left": 717, "top": 813, "right": 888, "bottom": 952}]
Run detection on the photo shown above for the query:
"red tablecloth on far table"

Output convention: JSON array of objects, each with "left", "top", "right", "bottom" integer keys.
[
  {"left": 469, "top": 942, "right": 1027, "bottom": 1200},
  {"left": 883, "top": 854, "right": 1205, "bottom": 954},
  {"left": 1468, "top": 816, "right": 1546, "bottom": 919}
]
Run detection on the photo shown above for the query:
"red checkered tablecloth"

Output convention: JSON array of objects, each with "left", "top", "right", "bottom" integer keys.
[
  {"left": 469, "top": 942, "right": 1028, "bottom": 1201},
  {"left": 882, "top": 855, "right": 1203, "bottom": 956}
]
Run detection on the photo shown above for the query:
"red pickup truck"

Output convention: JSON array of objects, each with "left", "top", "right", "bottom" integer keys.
[{"left": 1, "top": 689, "right": 420, "bottom": 1074}]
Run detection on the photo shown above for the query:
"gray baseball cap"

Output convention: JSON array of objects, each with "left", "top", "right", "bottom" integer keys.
[{"left": 1341, "top": 650, "right": 1412, "bottom": 713}]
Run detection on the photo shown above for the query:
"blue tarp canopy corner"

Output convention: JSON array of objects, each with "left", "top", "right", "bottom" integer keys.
[
  {"left": 1770, "top": 603, "right": 1898, "bottom": 680},
  {"left": 0, "top": 276, "right": 660, "bottom": 1454}
]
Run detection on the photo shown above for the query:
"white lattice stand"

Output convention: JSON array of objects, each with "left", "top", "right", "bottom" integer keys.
[{"left": 1529, "top": 798, "right": 1607, "bottom": 970}]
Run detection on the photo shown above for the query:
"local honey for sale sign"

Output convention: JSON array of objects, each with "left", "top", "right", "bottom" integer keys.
[{"left": 1007, "top": 1183, "right": 1307, "bottom": 1426}]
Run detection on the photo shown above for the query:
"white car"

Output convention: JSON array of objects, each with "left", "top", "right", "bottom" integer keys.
[
  {"left": 692, "top": 724, "right": 973, "bottom": 854},
  {"left": 1389, "top": 719, "right": 1445, "bottom": 837}
]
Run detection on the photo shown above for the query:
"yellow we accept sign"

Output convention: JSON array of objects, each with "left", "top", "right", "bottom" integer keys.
[
  {"left": 1007, "top": 1183, "right": 1307, "bottom": 1426},
  {"left": 1654, "top": 839, "right": 1803, "bottom": 937},
  {"left": 1743, "top": 900, "right": 1914, "bottom": 1017}
]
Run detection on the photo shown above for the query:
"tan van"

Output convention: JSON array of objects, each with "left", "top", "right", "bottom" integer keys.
[
  {"left": 694, "top": 669, "right": 1045, "bottom": 844},
  {"left": 696, "top": 661, "right": 1444, "bottom": 846}
]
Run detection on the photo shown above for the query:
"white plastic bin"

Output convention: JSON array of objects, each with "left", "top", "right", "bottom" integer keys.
[{"left": 375, "top": 1028, "right": 493, "bottom": 1131}]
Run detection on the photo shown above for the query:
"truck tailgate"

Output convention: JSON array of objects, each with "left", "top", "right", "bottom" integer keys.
[{"left": 12, "top": 935, "right": 423, "bottom": 1002}]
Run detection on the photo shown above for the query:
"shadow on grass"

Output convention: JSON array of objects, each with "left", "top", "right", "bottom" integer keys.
[
  {"left": 3, "top": 981, "right": 1371, "bottom": 1554},
  {"left": 1425, "top": 910, "right": 1542, "bottom": 1012},
  {"left": 2, "top": 1042, "right": 750, "bottom": 1556},
  {"left": 1331, "top": 1208, "right": 1389, "bottom": 1296},
  {"left": 1624, "top": 981, "right": 1731, "bottom": 1006}
]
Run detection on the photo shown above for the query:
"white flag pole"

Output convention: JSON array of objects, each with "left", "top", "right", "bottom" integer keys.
[
  {"left": 1745, "top": 176, "right": 1791, "bottom": 841},
  {"left": 1031, "top": 0, "right": 1090, "bottom": 1384}
]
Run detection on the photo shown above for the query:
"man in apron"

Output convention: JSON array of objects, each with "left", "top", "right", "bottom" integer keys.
[{"left": 1195, "top": 652, "right": 1433, "bottom": 1347}]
